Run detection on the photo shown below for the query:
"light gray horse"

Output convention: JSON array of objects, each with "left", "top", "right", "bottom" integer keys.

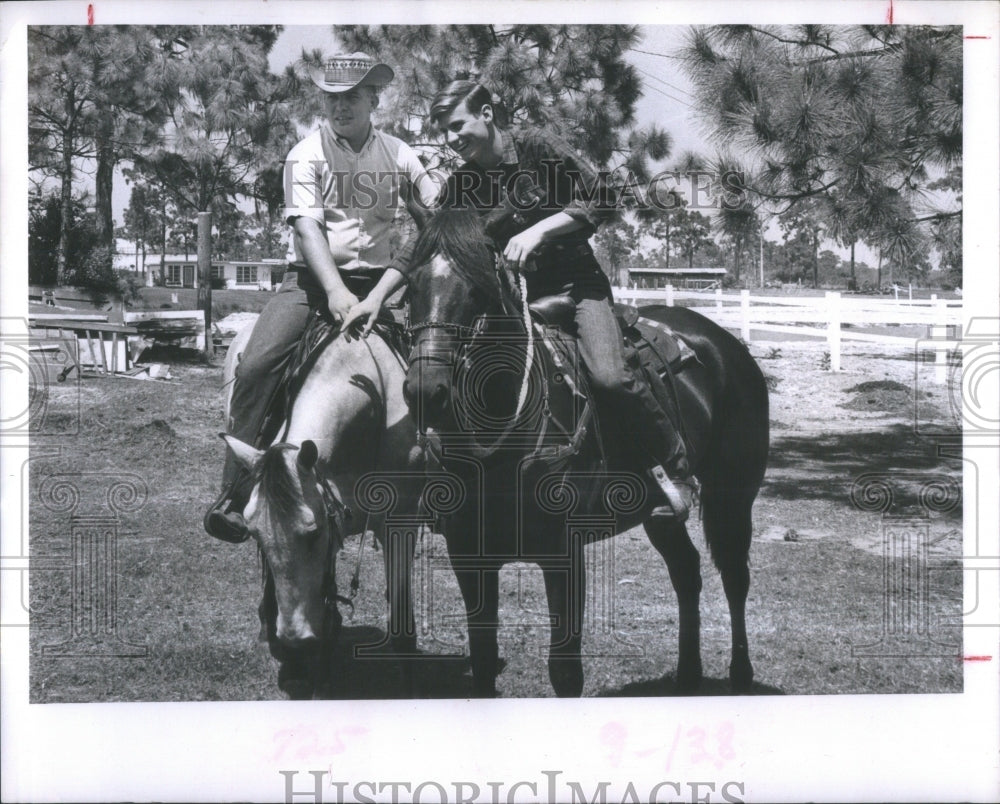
[{"left": 219, "top": 322, "right": 424, "bottom": 698}]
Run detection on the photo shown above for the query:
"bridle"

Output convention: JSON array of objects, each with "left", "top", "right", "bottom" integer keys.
[
  {"left": 406, "top": 255, "right": 538, "bottom": 461},
  {"left": 259, "top": 331, "right": 397, "bottom": 646}
]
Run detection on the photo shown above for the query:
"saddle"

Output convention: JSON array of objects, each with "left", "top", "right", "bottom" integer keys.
[{"left": 526, "top": 295, "right": 697, "bottom": 467}]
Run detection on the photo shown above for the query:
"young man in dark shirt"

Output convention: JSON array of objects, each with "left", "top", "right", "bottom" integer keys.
[{"left": 344, "top": 80, "right": 696, "bottom": 521}]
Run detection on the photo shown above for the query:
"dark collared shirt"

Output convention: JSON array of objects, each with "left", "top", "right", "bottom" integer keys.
[{"left": 389, "top": 126, "right": 617, "bottom": 298}]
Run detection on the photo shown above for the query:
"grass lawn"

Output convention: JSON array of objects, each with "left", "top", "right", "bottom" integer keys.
[{"left": 134, "top": 286, "right": 277, "bottom": 318}]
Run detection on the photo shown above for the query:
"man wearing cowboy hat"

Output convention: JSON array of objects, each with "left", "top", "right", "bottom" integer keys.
[{"left": 205, "top": 52, "right": 439, "bottom": 542}]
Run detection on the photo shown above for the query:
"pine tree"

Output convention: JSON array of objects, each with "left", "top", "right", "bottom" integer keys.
[
  {"left": 131, "top": 26, "right": 298, "bottom": 344},
  {"left": 682, "top": 25, "right": 962, "bottom": 283},
  {"left": 332, "top": 24, "right": 669, "bottom": 179},
  {"left": 29, "top": 27, "right": 95, "bottom": 283}
]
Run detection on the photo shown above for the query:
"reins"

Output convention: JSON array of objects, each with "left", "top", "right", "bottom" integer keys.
[{"left": 345, "top": 333, "right": 392, "bottom": 603}]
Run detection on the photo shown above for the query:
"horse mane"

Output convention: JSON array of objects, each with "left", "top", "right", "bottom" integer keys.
[
  {"left": 253, "top": 442, "right": 303, "bottom": 533},
  {"left": 410, "top": 207, "right": 501, "bottom": 303}
]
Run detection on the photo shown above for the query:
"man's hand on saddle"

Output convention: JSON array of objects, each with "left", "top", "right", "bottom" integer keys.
[
  {"left": 341, "top": 295, "right": 381, "bottom": 339},
  {"left": 327, "top": 286, "right": 360, "bottom": 326}
]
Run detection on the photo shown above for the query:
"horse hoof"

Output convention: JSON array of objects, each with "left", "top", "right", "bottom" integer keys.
[
  {"left": 729, "top": 661, "right": 754, "bottom": 694},
  {"left": 675, "top": 663, "right": 703, "bottom": 695},
  {"left": 548, "top": 659, "right": 584, "bottom": 697}
]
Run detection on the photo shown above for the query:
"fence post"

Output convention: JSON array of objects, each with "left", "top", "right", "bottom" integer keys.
[
  {"left": 740, "top": 289, "right": 751, "bottom": 342},
  {"left": 931, "top": 294, "right": 948, "bottom": 385},
  {"left": 826, "top": 291, "right": 841, "bottom": 372},
  {"left": 665, "top": 284, "right": 674, "bottom": 307},
  {"left": 715, "top": 287, "right": 723, "bottom": 311}
]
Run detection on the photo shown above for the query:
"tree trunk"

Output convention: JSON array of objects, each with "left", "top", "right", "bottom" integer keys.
[
  {"left": 877, "top": 252, "right": 883, "bottom": 288},
  {"left": 812, "top": 230, "right": 819, "bottom": 289},
  {"left": 664, "top": 217, "right": 671, "bottom": 270},
  {"left": 850, "top": 241, "right": 856, "bottom": 281},
  {"left": 56, "top": 88, "right": 75, "bottom": 284},
  {"left": 95, "top": 119, "right": 116, "bottom": 262},
  {"left": 196, "top": 210, "right": 213, "bottom": 358},
  {"left": 159, "top": 197, "right": 167, "bottom": 286}
]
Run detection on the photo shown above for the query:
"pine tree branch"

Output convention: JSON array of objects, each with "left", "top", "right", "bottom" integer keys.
[{"left": 748, "top": 26, "right": 841, "bottom": 56}]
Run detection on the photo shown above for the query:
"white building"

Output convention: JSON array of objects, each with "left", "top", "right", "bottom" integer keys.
[{"left": 113, "top": 239, "right": 285, "bottom": 290}]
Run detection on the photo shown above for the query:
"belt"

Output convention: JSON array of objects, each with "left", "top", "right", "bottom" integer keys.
[{"left": 287, "top": 263, "right": 384, "bottom": 298}]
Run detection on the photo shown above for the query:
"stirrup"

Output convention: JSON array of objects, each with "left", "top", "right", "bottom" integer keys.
[
  {"left": 648, "top": 465, "right": 698, "bottom": 524},
  {"left": 204, "top": 485, "right": 250, "bottom": 544}
]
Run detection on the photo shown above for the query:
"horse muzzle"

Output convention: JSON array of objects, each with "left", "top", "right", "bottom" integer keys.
[{"left": 403, "top": 373, "right": 452, "bottom": 429}]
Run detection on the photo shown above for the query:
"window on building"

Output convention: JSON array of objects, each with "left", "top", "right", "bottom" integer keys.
[
  {"left": 210, "top": 264, "right": 224, "bottom": 280},
  {"left": 166, "top": 265, "right": 182, "bottom": 285},
  {"left": 236, "top": 265, "right": 256, "bottom": 284}
]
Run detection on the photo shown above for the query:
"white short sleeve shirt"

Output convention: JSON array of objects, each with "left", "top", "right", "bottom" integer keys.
[{"left": 282, "top": 123, "right": 439, "bottom": 271}]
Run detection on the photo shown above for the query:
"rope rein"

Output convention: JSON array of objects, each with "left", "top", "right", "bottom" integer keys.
[
  {"left": 513, "top": 270, "right": 533, "bottom": 423},
  {"left": 347, "top": 333, "right": 389, "bottom": 602}
]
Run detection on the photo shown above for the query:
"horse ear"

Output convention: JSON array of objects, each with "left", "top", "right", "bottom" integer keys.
[
  {"left": 220, "top": 433, "right": 262, "bottom": 471},
  {"left": 297, "top": 440, "right": 318, "bottom": 472}
]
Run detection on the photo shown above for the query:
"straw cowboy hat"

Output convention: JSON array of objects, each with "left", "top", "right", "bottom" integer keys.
[{"left": 307, "top": 52, "right": 394, "bottom": 93}]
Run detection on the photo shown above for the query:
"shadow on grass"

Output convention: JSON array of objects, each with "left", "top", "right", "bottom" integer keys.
[
  {"left": 763, "top": 424, "right": 963, "bottom": 514},
  {"left": 599, "top": 674, "right": 784, "bottom": 697},
  {"left": 327, "top": 626, "right": 477, "bottom": 699}
]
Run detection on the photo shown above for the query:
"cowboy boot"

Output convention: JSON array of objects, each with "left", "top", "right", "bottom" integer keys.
[
  {"left": 645, "top": 392, "right": 698, "bottom": 523},
  {"left": 648, "top": 461, "right": 699, "bottom": 524},
  {"left": 204, "top": 470, "right": 252, "bottom": 543}
]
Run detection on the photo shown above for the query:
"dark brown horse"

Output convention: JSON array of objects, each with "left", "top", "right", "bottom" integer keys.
[{"left": 403, "top": 208, "right": 769, "bottom": 697}]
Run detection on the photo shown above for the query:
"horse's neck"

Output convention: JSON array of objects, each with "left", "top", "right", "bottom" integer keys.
[{"left": 283, "top": 334, "right": 407, "bottom": 457}]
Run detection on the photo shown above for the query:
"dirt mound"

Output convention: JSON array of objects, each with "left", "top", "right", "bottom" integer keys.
[
  {"left": 844, "top": 380, "right": 911, "bottom": 394},
  {"left": 840, "top": 380, "right": 915, "bottom": 413},
  {"left": 125, "top": 418, "right": 180, "bottom": 449}
]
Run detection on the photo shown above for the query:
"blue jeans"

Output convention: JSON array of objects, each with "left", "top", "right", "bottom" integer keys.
[
  {"left": 571, "top": 290, "right": 686, "bottom": 473},
  {"left": 526, "top": 246, "right": 685, "bottom": 473},
  {"left": 222, "top": 271, "right": 320, "bottom": 489}
]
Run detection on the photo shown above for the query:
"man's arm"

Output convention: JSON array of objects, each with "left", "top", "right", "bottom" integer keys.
[
  {"left": 293, "top": 217, "right": 358, "bottom": 323},
  {"left": 502, "top": 211, "right": 585, "bottom": 271},
  {"left": 502, "top": 129, "right": 615, "bottom": 270}
]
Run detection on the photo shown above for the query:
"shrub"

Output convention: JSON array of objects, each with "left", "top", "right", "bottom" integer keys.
[{"left": 115, "top": 270, "right": 143, "bottom": 304}]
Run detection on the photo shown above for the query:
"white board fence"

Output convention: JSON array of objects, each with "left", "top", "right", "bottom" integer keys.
[{"left": 613, "top": 286, "right": 963, "bottom": 383}]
